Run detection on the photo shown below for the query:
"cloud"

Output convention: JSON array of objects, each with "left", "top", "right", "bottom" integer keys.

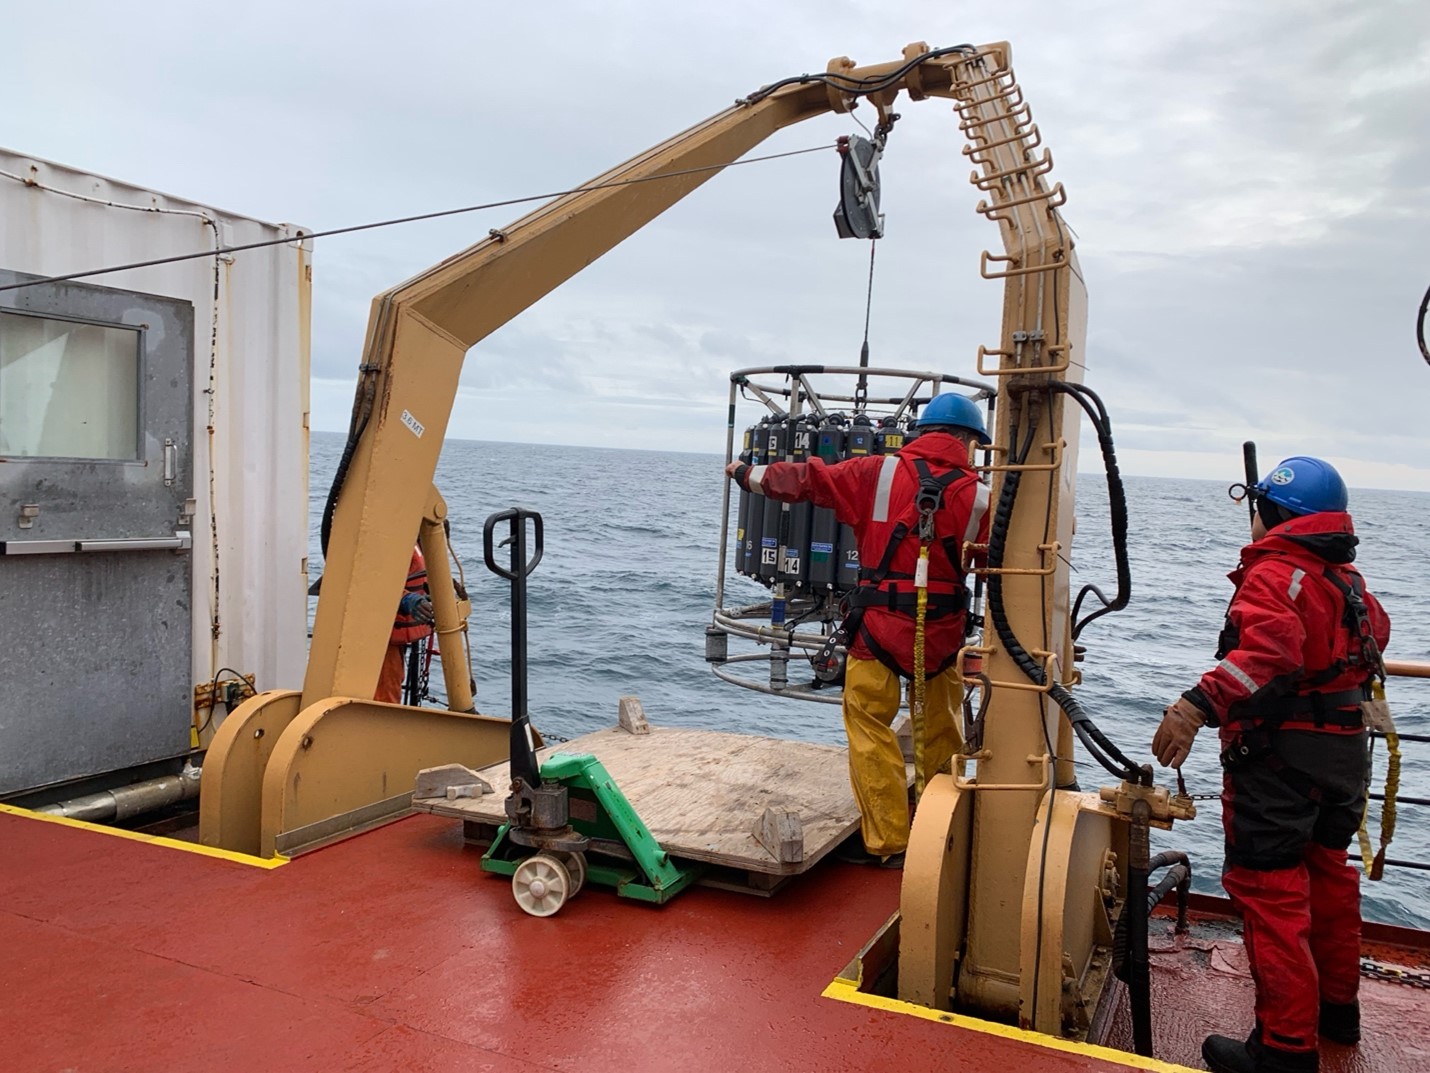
[{"left": 5, "top": 0, "right": 1429, "bottom": 488}]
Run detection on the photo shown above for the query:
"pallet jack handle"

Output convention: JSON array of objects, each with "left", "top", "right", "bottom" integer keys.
[{"left": 483, "top": 507, "right": 545, "bottom": 789}]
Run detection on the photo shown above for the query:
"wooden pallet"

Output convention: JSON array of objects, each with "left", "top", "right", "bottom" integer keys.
[{"left": 412, "top": 721, "right": 867, "bottom": 887}]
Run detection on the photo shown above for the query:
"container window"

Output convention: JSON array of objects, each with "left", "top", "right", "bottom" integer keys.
[{"left": 0, "top": 310, "right": 140, "bottom": 460}]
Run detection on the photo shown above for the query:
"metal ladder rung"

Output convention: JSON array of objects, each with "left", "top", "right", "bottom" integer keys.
[
  {"left": 977, "top": 182, "right": 1067, "bottom": 218},
  {"left": 964, "top": 124, "right": 1042, "bottom": 158},
  {"left": 966, "top": 541, "right": 1061, "bottom": 577},
  {"left": 976, "top": 343, "right": 1071, "bottom": 377},
  {"left": 979, "top": 250, "right": 1066, "bottom": 280},
  {"left": 976, "top": 439, "right": 1065, "bottom": 474}
]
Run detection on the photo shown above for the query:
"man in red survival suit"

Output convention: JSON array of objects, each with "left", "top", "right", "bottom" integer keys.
[
  {"left": 376, "top": 545, "right": 435, "bottom": 704},
  {"left": 1153, "top": 456, "right": 1390, "bottom": 1073},
  {"left": 726, "top": 394, "right": 992, "bottom": 868}
]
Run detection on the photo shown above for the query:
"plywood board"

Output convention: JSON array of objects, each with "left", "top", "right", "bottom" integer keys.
[{"left": 412, "top": 726, "right": 865, "bottom": 875}]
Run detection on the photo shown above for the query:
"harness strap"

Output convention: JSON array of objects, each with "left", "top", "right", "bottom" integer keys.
[
  {"left": 1318, "top": 567, "right": 1386, "bottom": 679},
  {"left": 863, "top": 458, "right": 971, "bottom": 585},
  {"left": 856, "top": 617, "right": 959, "bottom": 680},
  {"left": 864, "top": 521, "right": 911, "bottom": 587},
  {"left": 847, "top": 585, "right": 968, "bottom": 615},
  {"left": 1250, "top": 686, "right": 1369, "bottom": 727},
  {"left": 829, "top": 454, "right": 975, "bottom": 683},
  {"left": 1226, "top": 563, "right": 1378, "bottom": 729}
]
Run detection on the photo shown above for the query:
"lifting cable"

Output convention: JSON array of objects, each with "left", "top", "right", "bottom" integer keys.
[
  {"left": 855, "top": 237, "right": 877, "bottom": 409},
  {"left": 183, "top": 141, "right": 829, "bottom": 561},
  {"left": 0, "top": 144, "right": 836, "bottom": 295}
]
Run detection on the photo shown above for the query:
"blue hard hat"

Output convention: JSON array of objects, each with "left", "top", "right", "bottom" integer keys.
[
  {"left": 1255, "top": 456, "right": 1348, "bottom": 515},
  {"left": 916, "top": 394, "right": 991, "bottom": 445}
]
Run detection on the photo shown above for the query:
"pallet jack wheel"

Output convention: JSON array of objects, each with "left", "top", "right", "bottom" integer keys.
[
  {"left": 556, "top": 851, "right": 587, "bottom": 896},
  {"left": 512, "top": 853, "right": 573, "bottom": 917}
]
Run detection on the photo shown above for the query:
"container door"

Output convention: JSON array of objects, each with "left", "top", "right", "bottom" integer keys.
[{"left": 0, "top": 272, "right": 194, "bottom": 796}]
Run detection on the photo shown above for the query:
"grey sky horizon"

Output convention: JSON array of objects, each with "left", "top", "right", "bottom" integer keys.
[{"left": 7, "top": 1, "right": 1429, "bottom": 491}]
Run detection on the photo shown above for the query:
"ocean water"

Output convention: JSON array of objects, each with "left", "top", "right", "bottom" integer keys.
[{"left": 309, "top": 432, "right": 1430, "bottom": 928}]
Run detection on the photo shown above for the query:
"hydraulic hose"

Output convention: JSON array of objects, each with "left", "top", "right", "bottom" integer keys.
[
  {"left": 984, "top": 457, "right": 1145, "bottom": 784},
  {"left": 1111, "top": 846, "right": 1191, "bottom": 1063},
  {"left": 319, "top": 364, "right": 381, "bottom": 557},
  {"left": 1146, "top": 851, "right": 1192, "bottom": 933},
  {"left": 1052, "top": 383, "right": 1131, "bottom": 639},
  {"left": 1122, "top": 798, "right": 1154, "bottom": 1056},
  {"left": 1417, "top": 278, "right": 1430, "bottom": 367}
]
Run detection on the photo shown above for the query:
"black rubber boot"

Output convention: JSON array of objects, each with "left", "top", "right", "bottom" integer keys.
[
  {"left": 1202, "top": 1034, "right": 1319, "bottom": 1073},
  {"left": 1319, "top": 1000, "right": 1360, "bottom": 1045},
  {"left": 1202, "top": 1035, "right": 1256, "bottom": 1073}
]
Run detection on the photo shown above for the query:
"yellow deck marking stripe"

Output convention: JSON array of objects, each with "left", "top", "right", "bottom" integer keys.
[
  {"left": 822, "top": 975, "right": 1202, "bottom": 1073},
  {"left": 0, "top": 802, "right": 288, "bottom": 870}
]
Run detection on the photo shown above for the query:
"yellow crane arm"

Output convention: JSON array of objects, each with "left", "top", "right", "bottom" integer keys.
[{"left": 303, "top": 43, "right": 985, "bottom": 707}]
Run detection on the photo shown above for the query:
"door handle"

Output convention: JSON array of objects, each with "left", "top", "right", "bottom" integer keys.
[{"left": 1, "top": 532, "right": 193, "bottom": 555}]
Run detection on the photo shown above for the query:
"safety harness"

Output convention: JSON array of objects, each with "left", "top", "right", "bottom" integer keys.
[
  {"left": 1327, "top": 570, "right": 1403, "bottom": 880},
  {"left": 1218, "top": 567, "right": 1374, "bottom": 731},
  {"left": 814, "top": 458, "right": 976, "bottom": 799},
  {"left": 1219, "top": 564, "right": 1400, "bottom": 877}
]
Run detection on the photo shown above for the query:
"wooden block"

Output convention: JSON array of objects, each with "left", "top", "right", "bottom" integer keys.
[
  {"left": 893, "top": 716, "right": 915, "bottom": 764},
  {"left": 617, "top": 695, "right": 650, "bottom": 735},
  {"left": 414, "top": 764, "right": 492, "bottom": 800},
  {"left": 753, "top": 806, "right": 804, "bottom": 864}
]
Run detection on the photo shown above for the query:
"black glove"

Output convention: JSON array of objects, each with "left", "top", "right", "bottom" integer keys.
[{"left": 399, "top": 592, "right": 435, "bottom": 625}]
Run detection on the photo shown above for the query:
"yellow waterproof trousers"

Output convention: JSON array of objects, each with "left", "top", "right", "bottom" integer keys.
[{"left": 843, "top": 656, "right": 964, "bottom": 856}]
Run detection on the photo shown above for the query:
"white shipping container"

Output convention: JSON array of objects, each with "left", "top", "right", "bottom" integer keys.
[{"left": 0, "top": 148, "right": 310, "bottom": 773}]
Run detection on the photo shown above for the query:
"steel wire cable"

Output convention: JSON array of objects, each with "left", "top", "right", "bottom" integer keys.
[{"left": 0, "top": 144, "right": 836, "bottom": 294}]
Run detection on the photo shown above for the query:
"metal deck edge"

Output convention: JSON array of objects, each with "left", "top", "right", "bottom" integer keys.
[
  {"left": 0, "top": 802, "right": 288, "bottom": 869},
  {"left": 819, "top": 974, "right": 1201, "bottom": 1073}
]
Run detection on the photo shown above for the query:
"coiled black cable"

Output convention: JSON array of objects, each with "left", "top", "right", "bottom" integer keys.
[
  {"left": 983, "top": 388, "right": 1146, "bottom": 784},
  {"left": 319, "top": 363, "right": 380, "bottom": 557},
  {"left": 1052, "top": 382, "right": 1131, "bottom": 639},
  {"left": 1417, "top": 279, "right": 1429, "bottom": 366}
]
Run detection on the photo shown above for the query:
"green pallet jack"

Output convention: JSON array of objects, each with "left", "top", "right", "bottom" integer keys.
[{"left": 477, "top": 507, "right": 700, "bottom": 916}]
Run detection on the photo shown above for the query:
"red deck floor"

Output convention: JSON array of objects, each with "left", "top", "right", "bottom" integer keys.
[
  {"left": 2, "top": 809, "right": 1425, "bottom": 1073},
  {"left": 1099, "top": 909, "right": 1430, "bottom": 1071}
]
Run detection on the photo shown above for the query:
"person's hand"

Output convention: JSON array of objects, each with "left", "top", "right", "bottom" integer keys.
[
  {"left": 1152, "top": 697, "right": 1207, "bottom": 768},
  {"left": 725, "top": 461, "right": 754, "bottom": 489},
  {"left": 400, "top": 592, "right": 435, "bottom": 625}
]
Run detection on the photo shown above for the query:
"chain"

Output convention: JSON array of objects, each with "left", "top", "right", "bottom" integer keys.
[
  {"left": 1176, "top": 771, "right": 1221, "bottom": 801},
  {"left": 1361, "top": 957, "right": 1430, "bottom": 990}
]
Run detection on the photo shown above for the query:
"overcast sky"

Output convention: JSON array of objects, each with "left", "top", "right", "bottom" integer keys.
[{"left": 6, "top": 1, "right": 1429, "bottom": 490}]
